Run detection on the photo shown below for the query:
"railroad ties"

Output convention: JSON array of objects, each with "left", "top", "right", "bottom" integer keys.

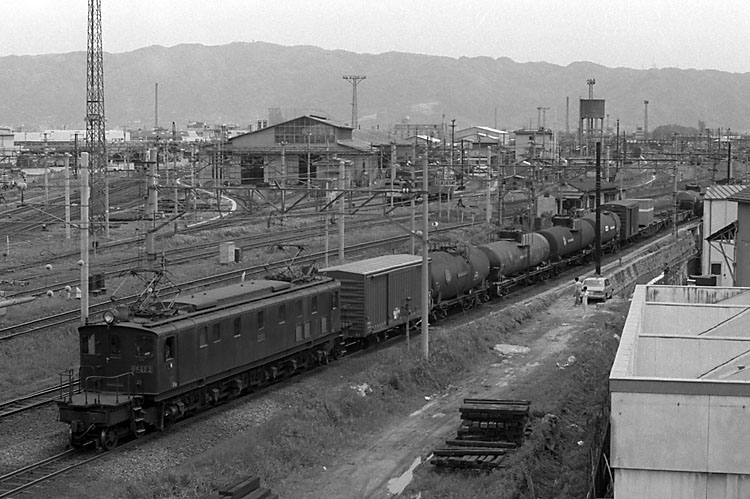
[
  {"left": 198, "top": 475, "right": 278, "bottom": 499},
  {"left": 429, "top": 398, "right": 531, "bottom": 471}
]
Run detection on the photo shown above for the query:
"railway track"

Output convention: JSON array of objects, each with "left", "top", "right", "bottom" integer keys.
[
  {"left": 0, "top": 448, "right": 100, "bottom": 498},
  {"left": 4, "top": 213, "right": 424, "bottom": 298},
  {"left": 0, "top": 380, "right": 78, "bottom": 420},
  {"left": 0, "top": 221, "right": 474, "bottom": 340}
]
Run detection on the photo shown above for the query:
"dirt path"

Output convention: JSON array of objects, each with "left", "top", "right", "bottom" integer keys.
[{"left": 284, "top": 285, "right": 610, "bottom": 498}]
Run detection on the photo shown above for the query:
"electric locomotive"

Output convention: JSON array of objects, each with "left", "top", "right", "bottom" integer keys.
[{"left": 58, "top": 274, "right": 342, "bottom": 450}]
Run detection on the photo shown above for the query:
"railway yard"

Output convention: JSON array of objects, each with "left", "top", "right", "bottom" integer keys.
[{"left": 0, "top": 155, "right": 704, "bottom": 499}]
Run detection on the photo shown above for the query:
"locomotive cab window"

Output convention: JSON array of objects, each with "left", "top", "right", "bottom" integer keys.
[
  {"left": 109, "top": 335, "right": 121, "bottom": 358},
  {"left": 212, "top": 323, "right": 221, "bottom": 343},
  {"left": 233, "top": 317, "right": 241, "bottom": 337},
  {"left": 82, "top": 332, "right": 97, "bottom": 355},
  {"left": 311, "top": 295, "right": 318, "bottom": 314},
  {"left": 164, "top": 336, "right": 175, "bottom": 361},
  {"left": 135, "top": 335, "right": 153, "bottom": 358},
  {"left": 199, "top": 327, "right": 208, "bottom": 348},
  {"left": 332, "top": 290, "right": 340, "bottom": 309}
]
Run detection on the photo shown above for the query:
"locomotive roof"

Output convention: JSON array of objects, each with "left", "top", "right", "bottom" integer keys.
[
  {"left": 173, "top": 279, "right": 293, "bottom": 311},
  {"left": 320, "top": 254, "right": 422, "bottom": 276}
]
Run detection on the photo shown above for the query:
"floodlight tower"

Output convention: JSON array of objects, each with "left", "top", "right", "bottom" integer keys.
[
  {"left": 643, "top": 100, "right": 649, "bottom": 140},
  {"left": 343, "top": 75, "right": 366, "bottom": 129},
  {"left": 86, "top": 0, "right": 108, "bottom": 235}
]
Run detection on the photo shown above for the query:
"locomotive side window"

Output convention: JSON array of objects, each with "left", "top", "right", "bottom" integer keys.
[
  {"left": 296, "top": 300, "right": 302, "bottom": 318},
  {"left": 279, "top": 304, "right": 286, "bottom": 324},
  {"left": 332, "top": 290, "right": 340, "bottom": 309},
  {"left": 233, "top": 317, "right": 241, "bottom": 337},
  {"left": 311, "top": 295, "right": 318, "bottom": 314},
  {"left": 109, "top": 335, "right": 121, "bottom": 358},
  {"left": 135, "top": 335, "right": 153, "bottom": 358},
  {"left": 257, "top": 310, "right": 265, "bottom": 342},
  {"left": 165, "top": 336, "right": 175, "bottom": 361},
  {"left": 82, "top": 333, "right": 97, "bottom": 355},
  {"left": 212, "top": 323, "right": 221, "bottom": 343},
  {"left": 199, "top": 327, "right": 208, "bottom": 348}
]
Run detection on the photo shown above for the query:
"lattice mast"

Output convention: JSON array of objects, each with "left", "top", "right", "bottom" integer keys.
[
  {"left": 342, "top": 75, "right": 366, "bottom": 130},
  {"left": 86, "top": 0, "right": 108, "bottom": 235}
]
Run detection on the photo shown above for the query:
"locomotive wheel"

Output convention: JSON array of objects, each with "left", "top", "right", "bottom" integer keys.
[{"left": 100, "top": 428, "right": 118, "bottom": 451}]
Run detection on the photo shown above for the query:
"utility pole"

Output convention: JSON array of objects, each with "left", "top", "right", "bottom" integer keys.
[
  {"left": 342, "top": 75, "right": 366, "bottom": 130},
  {"left": 339, "top": 160, "right": 345, "bottom": 263},
  {"left": 643, "top": 100, "right": 649, "bottom": 141},
  {"left": 486, "top": 146, "right": 492, "bottom": 225},
  {"left": 421, "top": 153, "right": 430, "bottom": 361},
  {"left": 79, "top": 152, "right": 90, "bottom": 325},
  {"left": 595, "top": 142, "right": 602, "bottom": 275},
  {"left": 65, "top": 154, "right": 71, "bottom": 239},
  {"left": 86, "top": 0, "right": 108, "bottom": 236}
]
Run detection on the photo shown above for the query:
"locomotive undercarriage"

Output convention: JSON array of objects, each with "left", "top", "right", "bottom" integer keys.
[{"left": 63, "top": 337, "right": 342, "bottom": 451}]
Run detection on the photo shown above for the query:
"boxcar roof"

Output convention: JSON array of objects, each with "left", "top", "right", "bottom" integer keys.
[
  {"left": 320, "top": 254, "right": 422, "bottom": 276},
  {"left": 174, "top": 279, "right": 293, "bottom": 311}
]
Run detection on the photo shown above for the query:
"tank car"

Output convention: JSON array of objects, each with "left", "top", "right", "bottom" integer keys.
[
  {"left": 57, "top": 277, "right": 342, "bottom": 450},
  {"left": 429, "top": 243, "right": 490, "bottom": 312},
  {"left": 581, "top": 211, "right": 620, "bottom": 246},
  {"left": 676, "top": 190, "right": 704, "bottom": 216},
  {"left": 536, "top": 223, "right": 594, "bottom": 260},
  {"left": 477, "top": 233, "right": 550, "bottom": 280}
]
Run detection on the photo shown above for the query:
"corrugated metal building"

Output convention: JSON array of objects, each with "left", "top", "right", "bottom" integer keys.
[
  {"left": 610, "top": 285, "right": 750, "bottom": 498},
  {"left": 702, "top": 184, "right": 746, "bottom": 285}
]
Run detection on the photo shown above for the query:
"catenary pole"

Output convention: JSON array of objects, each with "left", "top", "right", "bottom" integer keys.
[{"left": 421, "top": 154, "right": 430, "bottom": 360}]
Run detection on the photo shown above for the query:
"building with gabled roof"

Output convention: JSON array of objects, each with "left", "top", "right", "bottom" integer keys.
[{"left": 225, "top": 115, "right": 390, "bottom": 188}]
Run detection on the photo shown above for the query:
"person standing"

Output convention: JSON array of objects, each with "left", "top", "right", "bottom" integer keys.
[
  {"left": 574, "top": 277, "right": 583, "bottom": 306},
  {"left": 582, "top": 285, "right": 589, "bottom": 315}
]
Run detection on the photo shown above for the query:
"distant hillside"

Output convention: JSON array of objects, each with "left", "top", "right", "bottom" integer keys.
[{"left": 1, "top": 41, "right": 749, "bottom": 132}]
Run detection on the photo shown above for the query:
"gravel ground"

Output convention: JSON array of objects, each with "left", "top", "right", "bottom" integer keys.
[
  {"left": 30, "top": 389, "right": 289, "bottom": 498},
  {"left": 0, "top": 405, "right": 68, "bottom": 475}
]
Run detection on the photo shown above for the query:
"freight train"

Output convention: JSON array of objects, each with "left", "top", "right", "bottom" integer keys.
[{"left": 57, "top": 196, "right": 701, "bottom": 450}]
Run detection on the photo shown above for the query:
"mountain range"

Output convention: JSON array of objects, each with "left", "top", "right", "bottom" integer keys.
[{"left": 2, "top": 41, "right": 750, "bottom": 133}]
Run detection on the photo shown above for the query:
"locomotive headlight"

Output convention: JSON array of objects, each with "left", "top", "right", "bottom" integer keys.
[{"left": 103, "top": 309, "right": 117, "bottom": 325}]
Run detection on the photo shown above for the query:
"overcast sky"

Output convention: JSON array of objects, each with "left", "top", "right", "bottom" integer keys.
[{"left": 5, "top": 0, "right": 750, "bottom": 73}]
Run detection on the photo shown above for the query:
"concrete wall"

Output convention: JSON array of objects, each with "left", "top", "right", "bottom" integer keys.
[
  {"left": 645, "top": 286, "right": 750, "bottom": 304},
  {"left": 615, "top": 468, "right": 750, "bottom": 499}
]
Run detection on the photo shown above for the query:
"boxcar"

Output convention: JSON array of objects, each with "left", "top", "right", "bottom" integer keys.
[
  {"left": 319, "top": 254, "right": 422, "bottom": 339},
  {"left": 601, "top": 200, "right": 640, "bottom": 242}
]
